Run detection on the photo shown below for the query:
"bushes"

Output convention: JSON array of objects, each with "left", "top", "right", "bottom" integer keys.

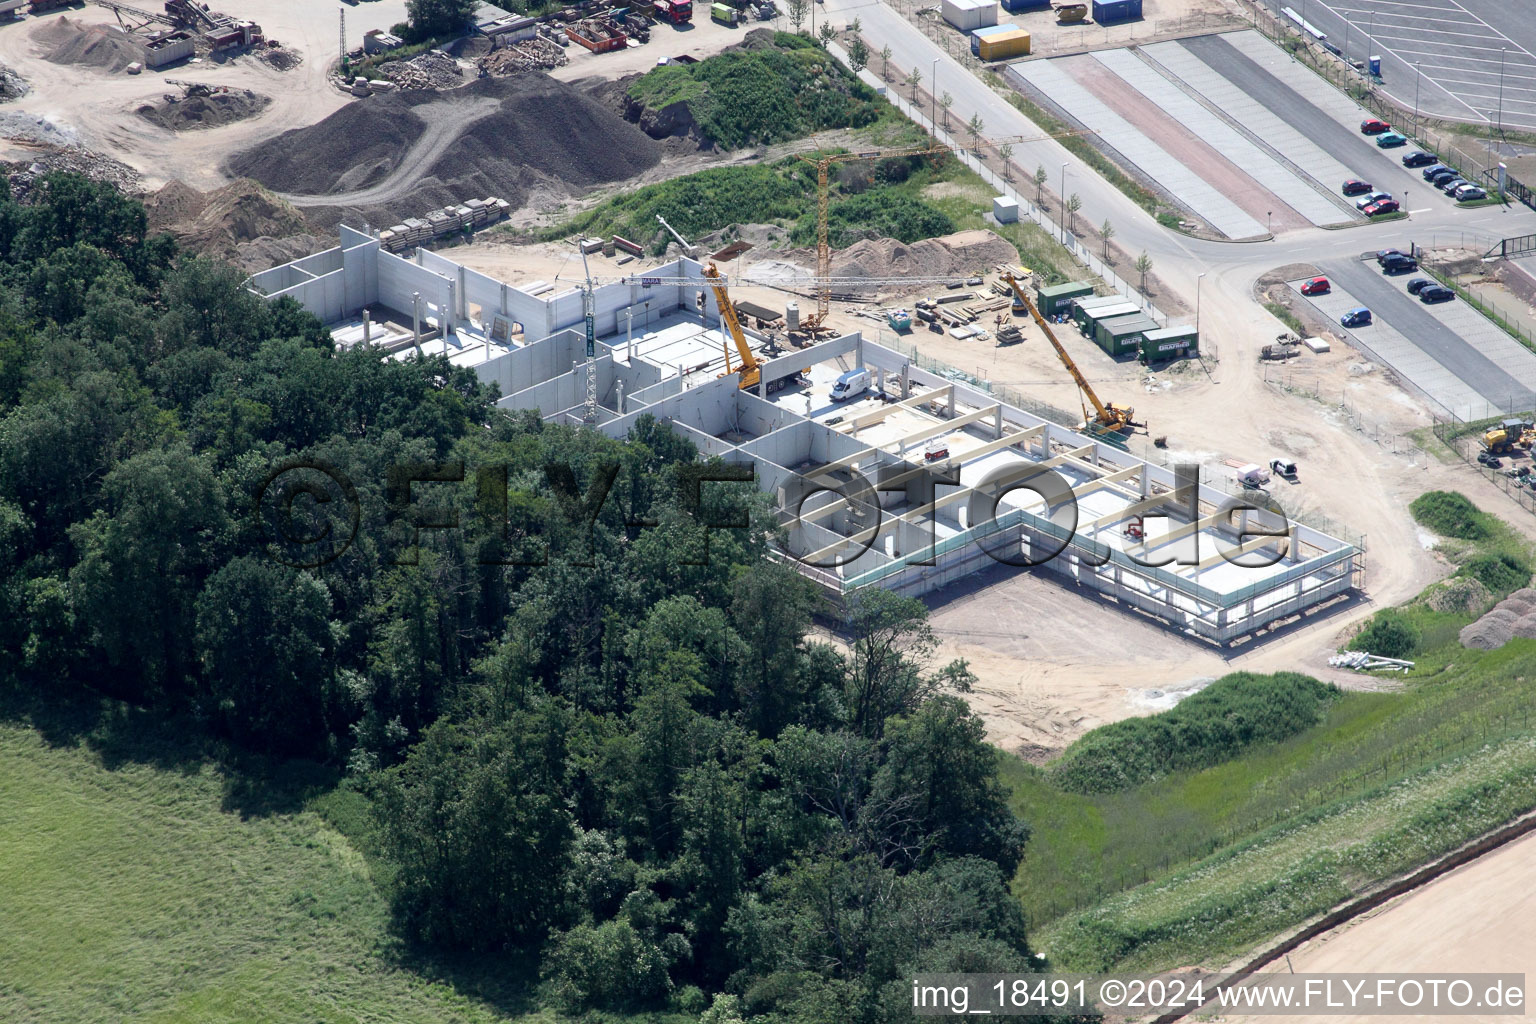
[
  {"left": 1459, "top": 551, "right": 1531, "bottom": 595},
  {"left": 1410, "top": 490, "right": 1493, "bottom": 541},
  {"left": 1349, "top": 608, "right": 1421, "bottom": 659},
  {"left": 1049, "top": 672, "right": 1340, "bottom": 793},
  {"left": 791, "top": 191, "right": 955, "bottom": 248}
]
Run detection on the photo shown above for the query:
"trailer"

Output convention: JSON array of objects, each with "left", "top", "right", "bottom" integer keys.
[
  {"left": 0, "top": 0, "right": 25, "bottom": 19},
  {"left": 709, "top": 1, "right": 737, "bottom": 23},
  {"left": 566, "top": 15, "right": 626, "bottom": 51}
]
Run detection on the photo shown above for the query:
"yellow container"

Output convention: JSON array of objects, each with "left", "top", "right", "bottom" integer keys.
[{"left": 977, "top": 27, "right": 1029, "bottom": 59}]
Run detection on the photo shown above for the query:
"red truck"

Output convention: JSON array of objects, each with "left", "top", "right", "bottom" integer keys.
[{"left": 655, "top": 0, "right": 691, "bottom": 22}]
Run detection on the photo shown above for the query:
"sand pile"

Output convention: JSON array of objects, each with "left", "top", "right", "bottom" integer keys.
[
  {"left": 1459, "top": 584, "right": 1536, "bottom": 649},
  {"left": 144, "top": 178, "right": 312, "bottom": 266},
  {"left": 37, "top": 17, "right": 144, "bottom": 73},
  {"left": 227, "top": 74, "right": 662, "bottom": 226},
  {"left": 136, "top": 88, "right": 270, "bottom": 132},
  {"left": 770, "top": 229, "right": 1019, "bottom": 286}
]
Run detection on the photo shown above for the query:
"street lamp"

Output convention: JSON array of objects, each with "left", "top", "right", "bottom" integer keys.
[
  {"left": 1267, "top": 210, "right": 1273, "bottom": 234},
  {"left": 1414, "top": 61, "right": 1421, "bottom": 136},
  {"left": 1196, "top": 272, "right": 1206, "bottom": 335},
  {"left": 931, "top": 57, "right": 938, "bottom": 134},
  {"left": 1492, "top": 47, "right": 1507, "bottom": 172},
  {"left": 1060, "top": 162, "right": 1068, "bottom": 244}
]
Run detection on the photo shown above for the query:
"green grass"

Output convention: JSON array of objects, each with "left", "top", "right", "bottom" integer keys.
[
  {"left": 0, "top": 717, "right": 571, "bottom": 1024},
  {"left": 1263, "top": 301, "right": 1304, "bottom": 335},
  {"left": 1003, "top": 494, "right": 1536, "bottom": 972}
]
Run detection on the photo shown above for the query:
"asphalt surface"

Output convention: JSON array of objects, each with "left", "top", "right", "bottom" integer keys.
[
  {"left": 1181, "top": 33, "right": 1442, "bottom": 208},
  {"left": 1321, "top": 256, "right": 1536, "bottom": 413},
  {"left": 1260, "top": 0, "right": 1536, "bottom": 132}
]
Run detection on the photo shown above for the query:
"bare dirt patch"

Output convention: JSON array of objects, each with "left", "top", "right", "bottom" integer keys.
[{"left": 144, "top": 177, "right": 317, "bottom": 269}]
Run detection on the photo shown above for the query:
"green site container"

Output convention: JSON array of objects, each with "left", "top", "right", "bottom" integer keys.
[
  {"left": 1094, "top": 313, "right": 1158, "bottom": 357},
  {"left": 1140, "top": 325, "right": 1199, "bottom": 363},
  {"left": 1078, "top": 301, "right": 1139, "bottom": 337},
  {"left": 1070, "top": 294, "right": 1126, "bottom": 326},
  {"left": 1035, "top": 280, "right": 1094, "bottom": 316}
]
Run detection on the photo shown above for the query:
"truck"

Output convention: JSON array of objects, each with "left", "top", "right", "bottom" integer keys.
[
  {"left": 1236, "top": 463, "right": 1271, "bottom": 488},
  {"left": 654, "top": 0, "right": 692, "bottom": 22},
  {"left": 709, "top": 1, "right": 737, "bottom": 23},
  {"left": 830, "top": 368, "right": 870, "bottom": 402}
]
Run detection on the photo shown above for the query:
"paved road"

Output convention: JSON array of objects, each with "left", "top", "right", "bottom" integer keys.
[{"left": 1319, "top": 257, "right": 1536, "bottom": 415}]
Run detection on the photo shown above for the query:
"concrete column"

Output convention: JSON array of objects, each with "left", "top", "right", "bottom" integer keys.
[
  {"left": 901, "top": 362, "right": 910, "bottom": 399},
  {"left": 948, "top": 388, "right": 955, "bottom": 418},
  {"left": 412, "top": 292, "right": 422, "bottom": 356},
  {"left": 500, "top": 282, "right": 509, "bottom": 316},
  {"left": 617, "top": 380, "right": 625, "bottom": 413},
  {"left": 877, "top": 366, "right": 885, "bottom": 396},
  {"left": 362, "top": 307, "right": 371, "bottom": 348},
  {"left": 855, "top": 333, "right": 864, "bottom": 369},
  {"left": 995, "top": 405, "right": 1003, "bottom": 438}
]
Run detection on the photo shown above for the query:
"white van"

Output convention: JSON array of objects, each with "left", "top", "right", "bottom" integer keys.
[{"left": 830, "top": 368, "right": 870, "bottom": 402}]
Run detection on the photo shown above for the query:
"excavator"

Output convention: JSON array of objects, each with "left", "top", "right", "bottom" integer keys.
[
  {"left": 704, "top": 262, "right": 805, "bottom": 394},
  {"left": 1002, "top": 273, "right": 1140, "bottom": 434}
]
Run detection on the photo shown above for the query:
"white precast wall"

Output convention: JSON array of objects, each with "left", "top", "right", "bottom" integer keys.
[
  {"left": 248, "top": 226, "right": 382, "bottom": 324},
  {"left": 942, "top": 0, "right": 998, "bottom": 32}
]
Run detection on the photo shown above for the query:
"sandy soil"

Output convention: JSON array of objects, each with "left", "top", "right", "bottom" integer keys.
[
  {"left": 548, "top": 15, "right": 761, "bottom": 84},
  {"left": 1225, "top": 828, "right": 1536, "bottom": 1024}
]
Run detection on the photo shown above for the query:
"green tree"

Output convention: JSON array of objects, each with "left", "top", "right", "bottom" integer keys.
[
  {"left": 1066, "top": 192, "right": 1082, "bottom": 233},
  {"left": 1135, "top": 250, "right": 1154, "bottom": 290},
  {"left": 880, "top": 44, "right": 892, "bottom": 78},
  {"left": 818, "top": 21, "right": 835, "bottom": 45},
  {"left": 788, "top": 0, "right": 808, "bottom": 32},
  {"left": 195, "top": 556, "right": 336, "bottom": 755},
  {"left": 1034, "top": 164, "right": 1048, "bottom": 206},
  {"left": 966, "top": 113, "right": 984, "bottom": 153},
  {"left": 999, "top": 141, "right": 1013, "bottom": 180},
  {"left": 404, "top": 0, "right": 479, "bottom": 41},
  {"left": 843, "top": 589, "right": 972, "bottom": 738},
  {"left": 847, "top": 36, "right": 869, "bottom": 74},
  {"left": 374, "top": 705, "right": 575, "bottom": 950},
  {"left": 939, "top": 91, "right": 953, "bottom": 128},
  {"left": 1101, "top": 218, "right": 1115, "bottom": 259},
  {"left": 905, "top": 67, "right": 922, "bottom": 100}
]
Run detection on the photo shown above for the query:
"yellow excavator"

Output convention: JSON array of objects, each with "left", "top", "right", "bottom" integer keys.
[
  {"left": 1003, "top": 273, "right": 1140, "bottom": 433},
  {"left": 705, "top": 262, "right": 805, "bottom": 394}
]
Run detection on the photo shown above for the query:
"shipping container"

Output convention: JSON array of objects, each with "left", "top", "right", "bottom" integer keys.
[
  {"left": 1139, "top": 325, "right": 1199, "bottom": 363},
  {"left": 1000, "top": 0, "right": 1049, "bottom": 10},
  {"left": 969, "top": 23, "right": 1009, "bottom": 55},
  {"left": 1094, "top": 313, "right": 1158, "bottom": 357},
  {"left": 1091, "top": 0, "right": 1142, "bottom": 23},
  {"left": 992, "top": 195, "right": 1019, "bottom": 223},
  {"left": 144, "top": 30, "right": 195, "bottom": 68},
  {"left": 710, "top": 2, "right": 738, "bottom": 23},
  {"left": 942, "top": 0, "right": 997, "bottom": 32},
  {"left": 1036, "top": 281, "right": 1094, "bottom": 316},
  {"left": 977, "top": 26, "right": 1029, "bottom": 59},
  {"left": 1071, "top": 295, "right": 1136, "bottom": 327}
]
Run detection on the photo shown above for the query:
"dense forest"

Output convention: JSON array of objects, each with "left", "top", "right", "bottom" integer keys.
[{"left": 0, "top": 173, "right": 1046, "bottom": 1021}]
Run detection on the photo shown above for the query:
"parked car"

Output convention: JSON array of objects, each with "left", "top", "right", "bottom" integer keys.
[
  {"left": 1300, "top": 276, "right": 1331, "bottom": 296},
  {"left": 1429, "top": 169, "right": 1460, "bottom": 187},
  {"left": 1406, "top": 278, "right": 1432, "bottom": 295},
  {"left": 1376, "top": 248, "right": 1407, "bottom": 265},
  {"left": 1402, "top": 150, "right": 1438, "bottom": 167},
  {"left": 1422, "top": 163, "right": 1453, "bottom": 180},
  {"left": 1420, "top": 284, "right": 1455, "bottom": 304},
  {"left": 1439, "top": 177, "right": 1468, "bottom": 194},
  {"left": 1360, "top": 118, "right": 1390, "bottom": 135},
  {"left": 1342, "top": 178, "right": 1374, "bottom": 196},
  {"left": 1341, "top": 307, "right": 1372, "bottom": 327},
  {"left": 1456, "top": 186, "right": 1489, "bottom": 202},
  {"left": 1355, "top": 190, "right": 1391, "bottom": 209},
  {"left": 1376, "top": 131, "right": 1409, "bottom": 148},
  {"left": 1364, "top": 199, "right": 1401, "bottom": 217},
  {"left": 1381, "top": 251, "right": 1417, "bottom": 272}
]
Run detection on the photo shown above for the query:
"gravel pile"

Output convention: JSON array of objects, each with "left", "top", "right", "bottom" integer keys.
[
  {"left": 375, "top": 50, "right": 463, "bottom": 90},
  {"left": 136, "top": 88, "right": 270, "bottom": 132},
  {"left": 257, "top": 46, "right": 302, "bottom": 71},
  {"left": 479, "top": 38, "right": 568, "bottom": 75},
  {"left": 227, "top": 74, "right": 661, "bottom": 226},
  {"left": 37, "top": 17, "right": 144, "bottom": 72},
  {"left": 0, "top": 63, "right": 27, "bottom": 102},
  {"left": 6, "top": 146, "right": 143, "bottom": 201},
  {"left": 0, "top": 110, "right": 80, "bottom": 146}
]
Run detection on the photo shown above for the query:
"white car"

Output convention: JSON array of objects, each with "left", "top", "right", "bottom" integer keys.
[{"left": 1355, "top": 191, "right": 1391, "bottom": 210}]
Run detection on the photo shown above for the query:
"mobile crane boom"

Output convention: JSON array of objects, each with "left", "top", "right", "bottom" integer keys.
[{"left": 1003, "top": 273, "right": 1138, "bottom": 432}]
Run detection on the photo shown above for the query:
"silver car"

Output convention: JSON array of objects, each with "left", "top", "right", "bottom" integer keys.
[{"left": 1355, "top": 190, "right": 1391, "bottom": 209}]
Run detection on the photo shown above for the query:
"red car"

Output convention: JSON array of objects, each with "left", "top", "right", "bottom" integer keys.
[
  {"left": 1341, "top": 179, "right": 1373, "bottom": 196},
  {"left": 1300, "top": 276, "right": 1330, "bottom": 296},
  {"left": 1363, "top": 199, "right": 1400, "bottom": 216},
  {"left": 1360, "top": 118, "right": 1390, "bottom": 135}
]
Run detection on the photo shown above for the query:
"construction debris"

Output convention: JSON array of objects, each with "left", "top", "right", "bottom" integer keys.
[
  {"left": 478, "top": 37, "right": 568, "bottom": 75},
  {"left": 374, "top": 49, "right": 464, "bottom": 90},
  {"left": 1328, "top": 651, "right": 1414, "bottom": 672},
  {"left": 6, "top": 145, "right": 143, "bottom": 201},
  {"left": 0, "top": 62, "right": 26, "bottom": 101}
]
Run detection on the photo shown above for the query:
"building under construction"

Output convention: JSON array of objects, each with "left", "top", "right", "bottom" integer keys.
[{"left": 248, "top": 227, "right": 1359, "bottom": 644}]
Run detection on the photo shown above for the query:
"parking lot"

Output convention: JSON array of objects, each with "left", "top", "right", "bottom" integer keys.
[
  {"left": 1291, "top": 261, "right": 1536, "bottom": 419},
  {"left": 1263, "top": 0, "right": 1536, "bottom": 132},
  {"left": 1009, "top": 29, "right": 1460, "bottom": 239}
]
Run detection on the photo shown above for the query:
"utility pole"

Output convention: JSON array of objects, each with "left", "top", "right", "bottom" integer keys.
[
  {"left": 1493, "top": 47, "right": 1507, "bottom": 174},
  {"left": 339, "top": 7, "right": 345, "bottom": 69},
  {"left": 1059, "top": 163, "right": 1068, "bottom": 244},
  {"left": 1196, "top": 272, "right": 1206, "bottom": 335},
  {"left": 930, "top": 58, "right": 938, "bottom": 136}
]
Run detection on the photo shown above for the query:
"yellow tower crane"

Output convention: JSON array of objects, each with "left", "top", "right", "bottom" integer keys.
[{"left": 1003, "top": 273, "right": 1139, "bottom": 434}]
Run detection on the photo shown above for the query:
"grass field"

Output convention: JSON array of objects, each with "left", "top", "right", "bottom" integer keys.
[
  {"left": 0, "top": 718, "right": 560, "bottom": 1024},
  {"left": 1005, "top": 495, "right": 1536, "bottom": 972}
]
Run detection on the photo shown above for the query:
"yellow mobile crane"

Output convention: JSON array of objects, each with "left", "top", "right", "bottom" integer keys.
[
  {"left": 1003, "top": 273, "right": 1139, "bottom": 433},
  {"left": 704, "top": 262, "right": 805, "bottom": 393}
]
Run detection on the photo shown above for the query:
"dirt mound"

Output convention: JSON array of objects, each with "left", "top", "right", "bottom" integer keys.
[
  {"left": 1513, "top": 614, "right": 1536, "bottom": 640},
  {"left": 226, "top": 74, "right": 662, "bottom": 227},
  {"left": 257, "top": 46, "right": 301, "bottom": 72},
  {"left": 1424, "top": 576, "right": 1493, "bottom": 615},
  {"left": 136, "top": 88, "right": 270, "bottom": 132},
  {"left": 37, "top": 17, "right": 144, "bottom": 73},
  {"left": 145, "top": 178, "right": 310, "bottom": 264},
  {"left": 1457, "top": 585, "right": 1536, "bottom": 649},
  {"left": 767, "top": 229, "right": 1019, "bottom": 286}
]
